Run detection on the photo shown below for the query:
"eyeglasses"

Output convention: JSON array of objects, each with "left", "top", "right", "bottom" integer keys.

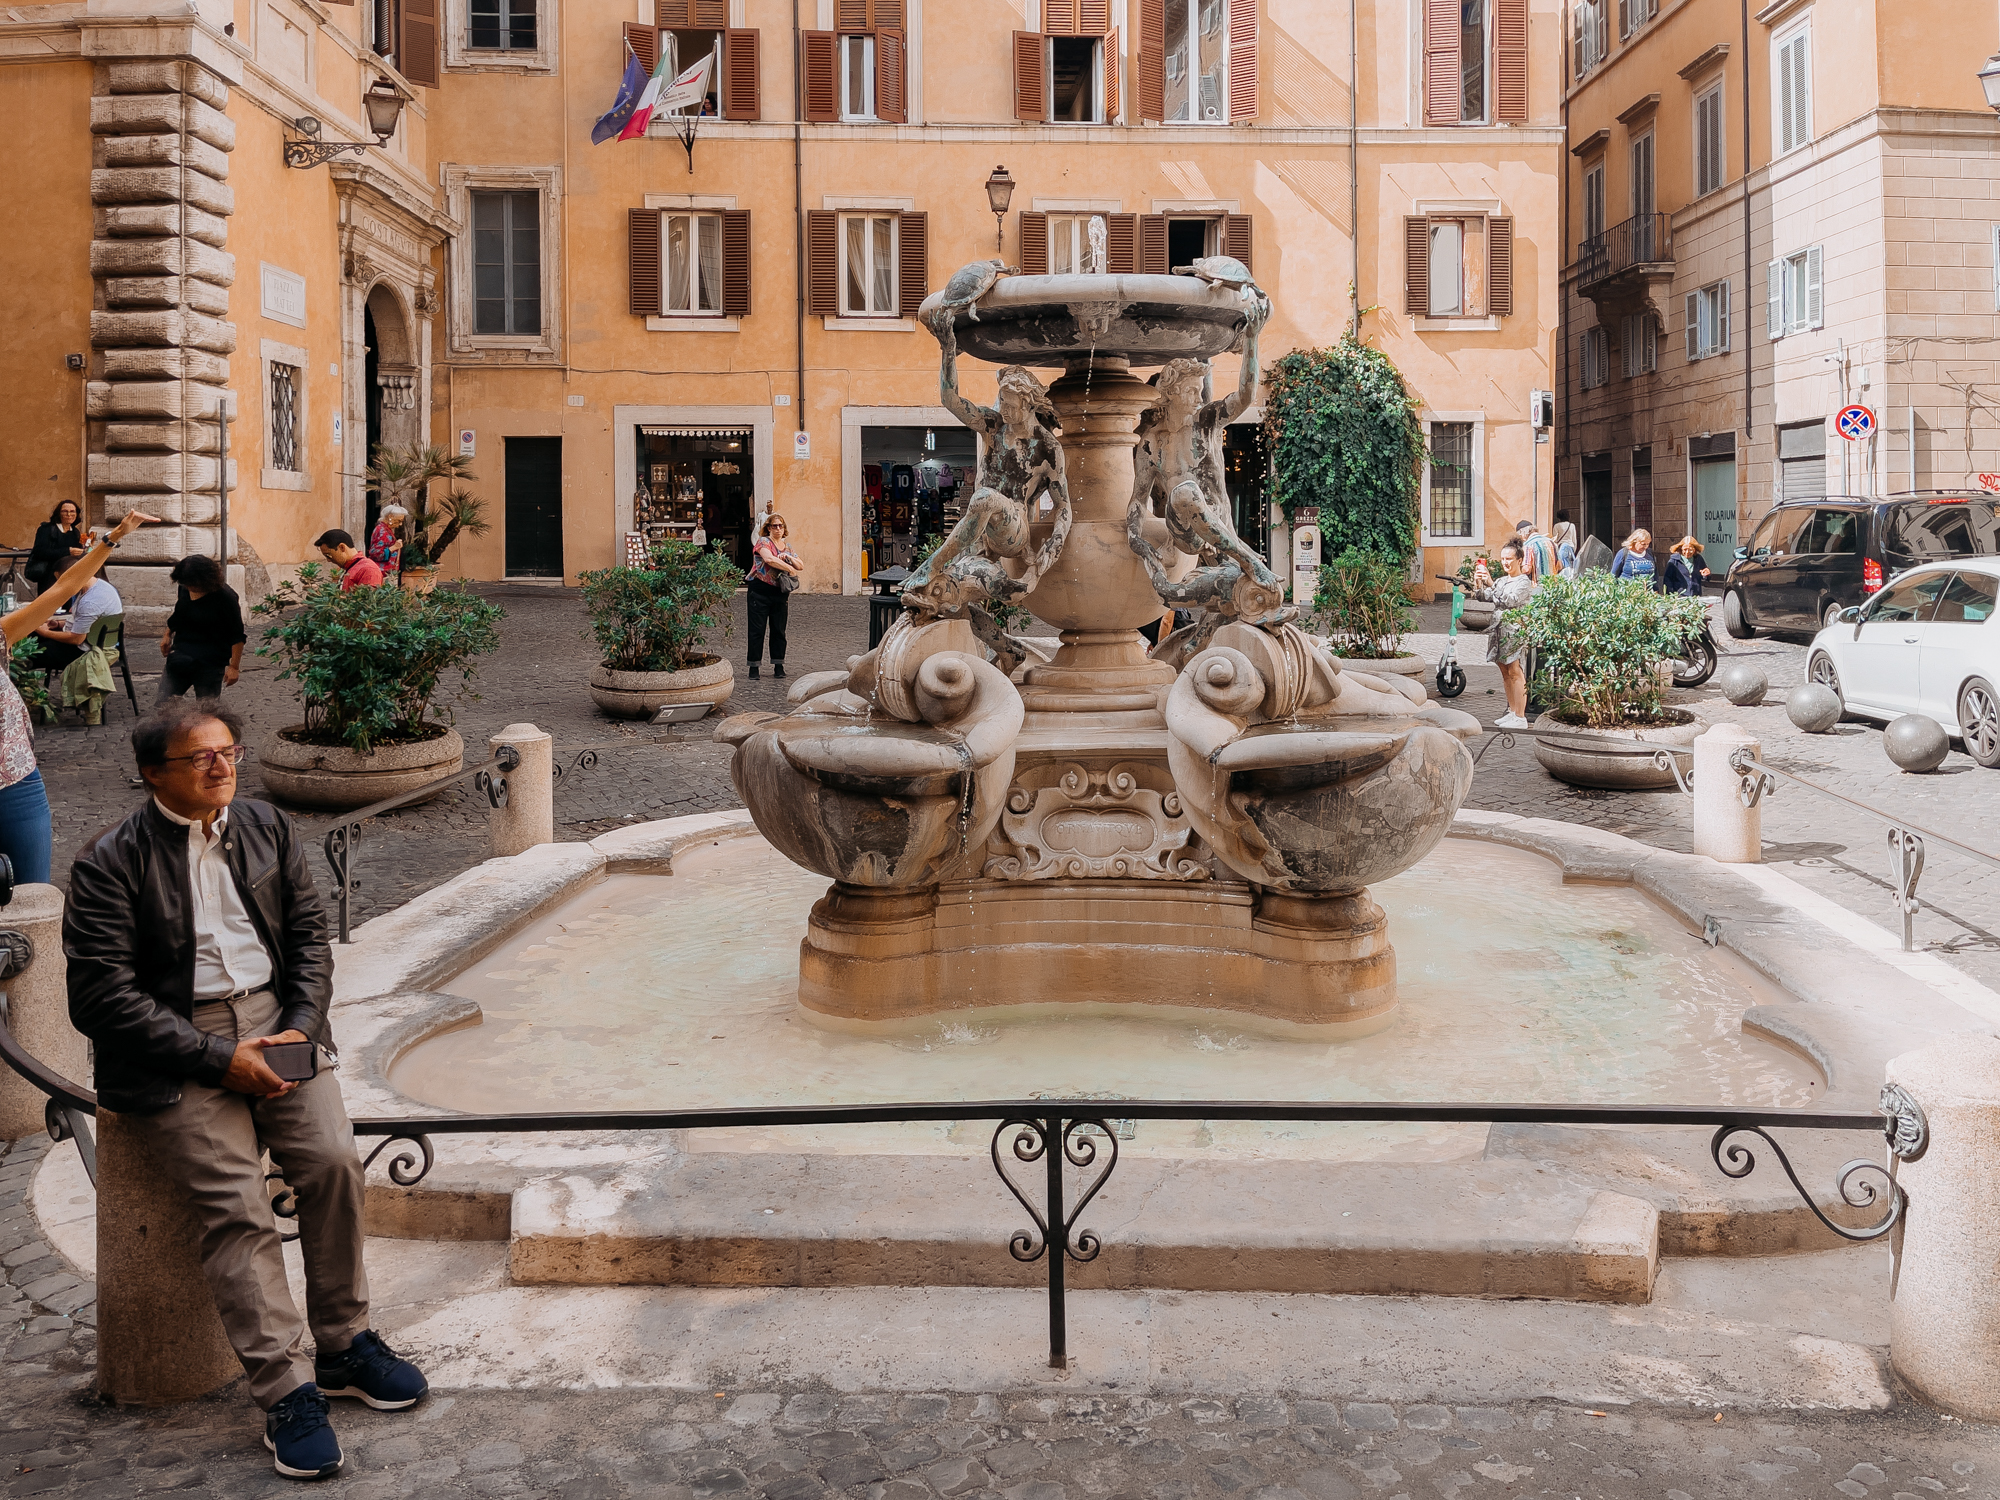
[{"left": 161, "top": 745, "right": 247, "bottom": 771}]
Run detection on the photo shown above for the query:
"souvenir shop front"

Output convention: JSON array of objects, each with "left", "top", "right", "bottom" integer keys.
[
  {"left": 860, "top": 425, "right": 979, "bottom": 575},
  {"left": 633, "top": 426, "right": 755, "bottom": 568}
]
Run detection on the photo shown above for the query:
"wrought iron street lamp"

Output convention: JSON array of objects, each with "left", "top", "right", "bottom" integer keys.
[
  {"left": 285, "top": 78, "right": 408, "bottom": 167},
  {"left": 984, "top": 165, "right": 1016, "bottom": 256},
  {"left": 1980, "top": 52, "right": 2000, "bottom": 111}
]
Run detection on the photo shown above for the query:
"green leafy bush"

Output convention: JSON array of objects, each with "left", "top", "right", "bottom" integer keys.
[
  {"left": 1263, "top": 338, "right": 1424, "bottom": 561},
  {"left": 580, "top": 538, "right": 740, "bottom": 673},
  {"left": 6, "top": 638, "right": 55, "bottom": 725},
  {"left": 254, "top": 564, "right": 505, "bottom": 752},
  {"left": 1518, "top": 572, "right": 1711, "bottom": 728},
  {"left": 1313, "top": 547, "right": 1414, "bottom": 659}
]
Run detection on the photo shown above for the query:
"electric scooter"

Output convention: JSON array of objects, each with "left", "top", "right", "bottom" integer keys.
[{"left": 1432, "top": 576, "right": 1468, "bottom": 698}]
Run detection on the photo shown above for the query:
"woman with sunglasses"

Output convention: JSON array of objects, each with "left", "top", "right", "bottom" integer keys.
[
  {"left": 0, "top": 507, "right": 158, "bottom": 882},
  {"left": 746, "top": 513, "right": 802, "bottom": 679}
]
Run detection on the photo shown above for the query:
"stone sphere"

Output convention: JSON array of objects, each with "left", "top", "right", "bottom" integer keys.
[
  {"left": 1786, "top": 683, "right": 1843, "bottom": 733},
  {"left": 1885, "top": 714, "right": 1950, "bottom": 773},
  {"left": 1717, "top": 662, "right": 1768, "bottom": 706}
]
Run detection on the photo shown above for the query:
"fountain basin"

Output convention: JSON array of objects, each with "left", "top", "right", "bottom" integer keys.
[{"left": 922, "top": 274, "right": 1253, "bottom": 368}]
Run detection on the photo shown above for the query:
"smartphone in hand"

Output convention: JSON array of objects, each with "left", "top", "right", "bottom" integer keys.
[{"left": 262, "top": 1041, "right": 318, "bottom": 1083}]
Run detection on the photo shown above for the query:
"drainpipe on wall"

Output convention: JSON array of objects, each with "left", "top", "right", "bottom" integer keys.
[
  {"left": 1348, "top": 0, "right": 1360, "bottom": 337},
  {"left": 792, "top": 0, "right": 807, "bottom": 439},
  {"left": 1740, "top": 0, "right": 1753, "bottom": 447}
]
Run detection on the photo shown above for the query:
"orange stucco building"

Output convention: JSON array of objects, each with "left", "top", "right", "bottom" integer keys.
[{"left": 1, "top": 0, "right": 1567, "bottom": 624}]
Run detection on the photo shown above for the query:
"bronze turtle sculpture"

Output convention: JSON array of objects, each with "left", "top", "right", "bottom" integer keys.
[
  {"left": 1172, "top": 255, "right": 1258, "bottom": 291},
  {"left": 932, "top": 259, "right": 1019, "bottom": 324}
]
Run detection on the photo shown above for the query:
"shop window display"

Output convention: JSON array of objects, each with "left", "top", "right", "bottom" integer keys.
[
  {"left": 860, "top": 425, "right": 979, "bottom": 574},
  {"left": 634, "top": 426, "right": 755, "bottom": 569}
]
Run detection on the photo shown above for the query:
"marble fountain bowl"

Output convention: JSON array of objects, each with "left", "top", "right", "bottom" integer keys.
[{"left": 925, "top": 273, "right": 1255, "bottom": 366}]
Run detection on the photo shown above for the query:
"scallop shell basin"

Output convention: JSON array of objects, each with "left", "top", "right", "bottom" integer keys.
[{"left": 924, "top": 272, "right": 1253, "bottom": 367}]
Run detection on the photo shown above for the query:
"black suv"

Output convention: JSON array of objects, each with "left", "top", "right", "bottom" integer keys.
[{"left": 1722, "top": 491, "right": 2000, "bottom": 638}]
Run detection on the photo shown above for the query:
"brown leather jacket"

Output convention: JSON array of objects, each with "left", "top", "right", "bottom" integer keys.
[{"left": 64, "top": 797, "right": 335, "bottom": 1114}]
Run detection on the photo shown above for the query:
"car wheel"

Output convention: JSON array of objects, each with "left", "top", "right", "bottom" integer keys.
[
  {"left": 1809, "top": 649, "right": 1846, "bottom": 711},
  {"left": 1722, "top": 590, "right": 1756, "bottom": 640},
  {"left": 1960, "top": 677, "right": 2000, "bottom": 769},
  {"left": 1821, "top": 601, "right": 1846, "bottom": 632}
]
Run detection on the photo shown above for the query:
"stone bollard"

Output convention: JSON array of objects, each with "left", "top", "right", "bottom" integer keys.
[
  {"left": 1887, "top": 1036, "right": 2000, "bottom": 1421},
  {"left": 489, "top": 722, "right": 554, "bottom": 858},
  {"left": 96, "top": 1110, "right": 240, "bottom": 1404},
  {"left": 0, "top": 885, "right": 86, "bottom": 1141},
  {"left": 1690, "top": 722, "right": 1761, "bottom": 863}
]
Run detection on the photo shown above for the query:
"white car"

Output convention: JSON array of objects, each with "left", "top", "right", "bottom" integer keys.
[{"left": 1807, "top": 557, "right": 2000, "bottom": 768}]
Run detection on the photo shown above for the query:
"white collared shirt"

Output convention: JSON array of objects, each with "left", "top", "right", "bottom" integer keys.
[{"left": 155, "top": 799, "right": 274, "bottom": 1000}]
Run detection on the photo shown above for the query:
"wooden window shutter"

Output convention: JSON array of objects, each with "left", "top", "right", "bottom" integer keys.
[
  {"left": 1043, "top": 0, "right": 1076, "bottom": 33},
  {"left": 1685, "top": 292, "right": 1700, "bottom": 360},
  {"left": 836, "top": 0, "right": 868, "bottom": 28},
  {"left": 1105, "top": 213, "right": 1136, "bottom": 272},
  {"left": 1422, "top": 0, "right": 1459, "bottom": 125},
  {"left": 1078, "top": 0, "right": 1111, "bottom": 35},
  {"left": 1404, "top": 217, "right": 1430, "bottom": 315},
  {"left": 806, "top": 210, "right": 839, "bottom": 316},
  {"left": 693, "top": 0, "right": 727, "bottom": 24},
  {"left": 1019, "top": 212, "right": 1049, "bottom": 276},
  {"left": 1486, "top": 217, "right": 1513, "bottom": 316},
  {"left": 397, "top": 0, "right": 439, "bottom": 86},
  {"left": 875, "top": 29, "right": 906, "bottom": 123},
  {"left": 1223, "top": 213, "right": 1252, "bottom": 270},
  {"left": 623, "top": 21, "right": 658, "bottom": 75},
  {"left": 802, "top": 31, "right": 838, "bottom": 121},
  {"left": 1226, "top": 0, "right": 1256, "bottom": 121},
  {"left": 1104, "top": 27, "right": 1120, "bottom": 120},
  {"left": 1013, "top": 31, "right": 1047, "bottom": 121},
  {"left": 720, "top": 210, "right": 752, "bottom": 318},
  {"left": 1494, "top": 0, "right": 1527, "bottom": 121},
  {"left": 1137, "top": 0, "right": 1165, "bottom": 121},
  {"left": 873, "top": 0, "right": 904, "bottom": 27},
  {"left": 629, "top": 209, "right": 661, "bottom": 318},
  {"left": 722, "top": 30, "right": 760, "bottom": 119},
  {"left": 897, "top": 211, "right": 928, "bottom": 320},
  {"left": 658, "top": 0, "right": 691, "bottom": 23},
  {"left": 1139, "top": 214, "right": 1168, "bottom": 274}
]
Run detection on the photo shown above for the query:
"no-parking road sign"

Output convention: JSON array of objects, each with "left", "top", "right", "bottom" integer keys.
[{"left": 1836, "top": 405, "right": 1876, "bottom": 441}]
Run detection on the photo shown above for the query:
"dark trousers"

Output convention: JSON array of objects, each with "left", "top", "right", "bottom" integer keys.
[
  {"left": 35, "top": 641, "right": 82, "bottom": 672},
  {"left": 157, "top": 654, "right": 227, "bottom": 703},
  {"left": 747, "top": 580, "right": 788, "bottom": 664}
]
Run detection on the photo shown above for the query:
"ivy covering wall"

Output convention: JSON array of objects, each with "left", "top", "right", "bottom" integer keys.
[{"left": 1262, "top": 339, "right": 1425, "bottom": 562}]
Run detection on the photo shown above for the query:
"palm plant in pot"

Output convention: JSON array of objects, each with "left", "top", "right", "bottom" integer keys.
[
  {"left": 1311, "top": 545, "right": 1426, "bottom": 681},
  {"left": 252, "top": 563, "right": 505, "bottom": 810},
  {"left": 365, "top": 443, "right": 490, "bottom": 591},
  {"left": 581, "top": 537, "right": 741, "bottom": 719},
  {"left": 1517, "top": 572, "right": 1711, "bottom": 789}
]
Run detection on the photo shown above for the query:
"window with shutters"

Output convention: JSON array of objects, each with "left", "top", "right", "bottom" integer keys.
[
  {"left": 665, "top": 213, "right": 724, "bottom": 315},
  {"left": 660, "top": 31, "right": 723, "bottom": 114},
  {"left": 1619, "top": 313, "right": 1656, "bottom": 377},
  {"left": 1767, "top": 246, "right": 1823, "bottom": 338},
  {"left": 1572, "top": 0, "right": 1606, "bottom": 77},
  {"left": 472, "top": 189, "right": 541, "bottom": 335},
  {"left": 631, "top": 201, "right": 751, "bottom": 326},
  {"left": 1047, "top": 36, "right": 1104, "bottom": 121},
  {"left": 1049, "top": 214, "right": 1112, "bottom": 274},
  {"left": 1163, "top": 0, "right": 1228, "bottom": 121},
  {"left": 1460, "top": 0, "right": 1486, "bottom": 123},
  {"left": 842, "top": 34, "right": 876, "bottom": 118},
  {"left": 840, "top": 213, "right": 899, "bottom": 316},
  {"left": 1406, "top": 212, "right": 1512, "bottom": 321},
  {"left": 445, "top": 165, "right": 562, "bottom": 358},
  {"left": 1581, "top": 161, "right": 1605, "bottom": 247},
  {"left": 1617, "top": 0, "right": 1655, "bottom": 39},
  {"left": 1774, "top": 21, "right": 1811, "bottom": 155},
  {"left": 1428, "top": 0, "right": 1525, "bottom": 123},
  {"left": 803, "top": 3, "right": 904, "bottom": 124},
  {"left": 1422, "top": 420, "right": 1480, "bottom": 543},
  {"left": 1685, "top": 279, "right": 1730, "bottom": 360},
  {"left": 1694, "top": 83, "right": 1725, "bottom": 197},
  {"left": 1629, "top": 131, "right": 1654, "bottom": 221},
  {"left": 1581, "top": 326, "right": 1608, "bottom": 389}
]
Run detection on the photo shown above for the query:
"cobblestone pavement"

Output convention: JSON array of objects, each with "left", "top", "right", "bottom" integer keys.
[{"left": 27, "top": 588, "right": 2000, "bottom": 977}]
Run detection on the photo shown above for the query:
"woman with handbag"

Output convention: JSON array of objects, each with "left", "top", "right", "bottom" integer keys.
[
  {"left": 26, "top": 501, "right": 88, "bottom": 593},
  {"left": 746, "top": 513, "right": 801, "bottom": 680}
]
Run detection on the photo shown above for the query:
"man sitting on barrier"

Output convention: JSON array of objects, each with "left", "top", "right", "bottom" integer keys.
[{"left": 64, "top": 698, "right": 428, "bottom": 1481}]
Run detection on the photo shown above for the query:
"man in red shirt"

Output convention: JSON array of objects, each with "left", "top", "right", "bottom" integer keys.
[{"left": 314, "top": 531, "right": 383, "bottom": 591}]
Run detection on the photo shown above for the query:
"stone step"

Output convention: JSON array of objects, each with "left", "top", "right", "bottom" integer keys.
[{"left": 509, "top": 1151, "right": 1658, "bottom": 1303}]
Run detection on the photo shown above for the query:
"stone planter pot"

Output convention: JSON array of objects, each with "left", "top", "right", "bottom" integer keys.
[
  {"left": 1531, "top": 713, "right": 1703, "bottom": 791},
  {"left": 1457, "top": 599, "right": 1498, "bottom": 632},
  {"left": 1330, "top": 652, "right": 1428, "bottom": 679},
  {"left": 589, "top": 656, "right": 735, "bottom": 720},
  {"left": 259, "top": 727, "right": 465, "bottom": 812},
  {"left": 400, "top": 567, "right": 439, "bottom": 595}
]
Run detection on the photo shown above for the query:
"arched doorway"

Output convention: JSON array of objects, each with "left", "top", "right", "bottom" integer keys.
[{"left": 363, "top": 284, "right": 419, "bottom": 539}]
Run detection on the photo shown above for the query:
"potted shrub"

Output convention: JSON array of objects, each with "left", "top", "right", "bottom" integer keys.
[
  {"left": 252, "top": 564, "right": 505, "bottom": 810},
  {"left": 1517, "top": 572, "right": 1712, "bottom": 789},
  {"left": 581, "top": 537, "right": 741, "bottom": 719},
  {"left": 1312, "top": 546, "right": 1426, "bottom": 680},
  {"left": 365, "top": 443, "right": 490, "bottom": 592}
]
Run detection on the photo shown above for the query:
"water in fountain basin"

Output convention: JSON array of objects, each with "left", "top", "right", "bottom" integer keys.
[{"left": 388, "top": 836, "right": 1821, "bottom": 1160}]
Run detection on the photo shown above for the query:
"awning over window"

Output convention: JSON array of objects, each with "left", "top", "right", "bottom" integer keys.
[{"left": 640, "top": 426, "right": 753, "bottom": 439}]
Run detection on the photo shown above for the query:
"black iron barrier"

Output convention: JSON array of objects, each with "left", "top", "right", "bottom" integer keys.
[
  {"left": 1727, "top": 749, "right": 2000, "bottom": 953},
  {"left": 351, "top": 1093, "right": 1932, "bottom": 1369},
  {"left": 323, "top": 744, "right": 522, "bottom": 943}
]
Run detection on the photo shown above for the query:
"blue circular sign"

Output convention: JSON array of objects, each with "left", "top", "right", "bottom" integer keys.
[{"left": 1836, "top": 405, "right": 1876, "bottom": 441}]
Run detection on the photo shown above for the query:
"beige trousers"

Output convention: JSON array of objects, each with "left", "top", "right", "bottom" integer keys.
[{"left": 132, "top": 989, "right": 370, "bottom": 1408}]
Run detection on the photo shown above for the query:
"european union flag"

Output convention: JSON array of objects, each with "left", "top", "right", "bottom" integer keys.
[{"left": 592, "top": 45, "right": 648, "bottom": 144}]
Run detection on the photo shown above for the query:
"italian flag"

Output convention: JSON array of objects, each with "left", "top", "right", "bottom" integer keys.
[{"left": 619, "top": 50, "right": 711, "bottom": 140}]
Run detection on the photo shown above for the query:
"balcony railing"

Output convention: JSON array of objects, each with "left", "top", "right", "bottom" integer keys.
[{"left": 1576, "top": 212, "right": 1674, "bottom": 288}]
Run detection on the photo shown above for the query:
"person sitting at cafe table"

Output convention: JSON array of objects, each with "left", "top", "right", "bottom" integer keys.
[{"left": 33, "top": 572, "right": 122, "bottom": 671}]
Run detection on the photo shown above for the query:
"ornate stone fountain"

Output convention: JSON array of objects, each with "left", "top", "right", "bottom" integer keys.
[{"left": 719, "top": 266, "right": 1480, "bottom": 1031}]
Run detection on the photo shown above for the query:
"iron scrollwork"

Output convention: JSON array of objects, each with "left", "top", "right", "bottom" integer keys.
[
  {"left": 1728, "top": 747, "right": 1777, "bottom": 809},
  {"left": 1886, "top": 827, "right": 1925, "bottom": 953},
  {"left": 1708, "top": 1122, "right": 1907, "bottom": 1243},
  {"left": 991, "top": 1115, "right": 1119, "bottom": 1265},
  {"left": 1654, "top": 749, "right": 1694, "bottom": 796},
  {"left": 1471, "top": 731, "right": 1518, "bottom": 767},
  {"left": 552, "top": 748, "right": 600, "bottom": 790},
  {"left": 362, "top": 1133, "right": 437, "bottom": 1188}
]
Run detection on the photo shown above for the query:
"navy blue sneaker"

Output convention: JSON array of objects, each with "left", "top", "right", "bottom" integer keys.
[
  {"left": 265, "top": 1384, "right": 342, "bottom": 1481},
  {"left": 314, "top": 1329, "right": 430, "bottom": 1410}
]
